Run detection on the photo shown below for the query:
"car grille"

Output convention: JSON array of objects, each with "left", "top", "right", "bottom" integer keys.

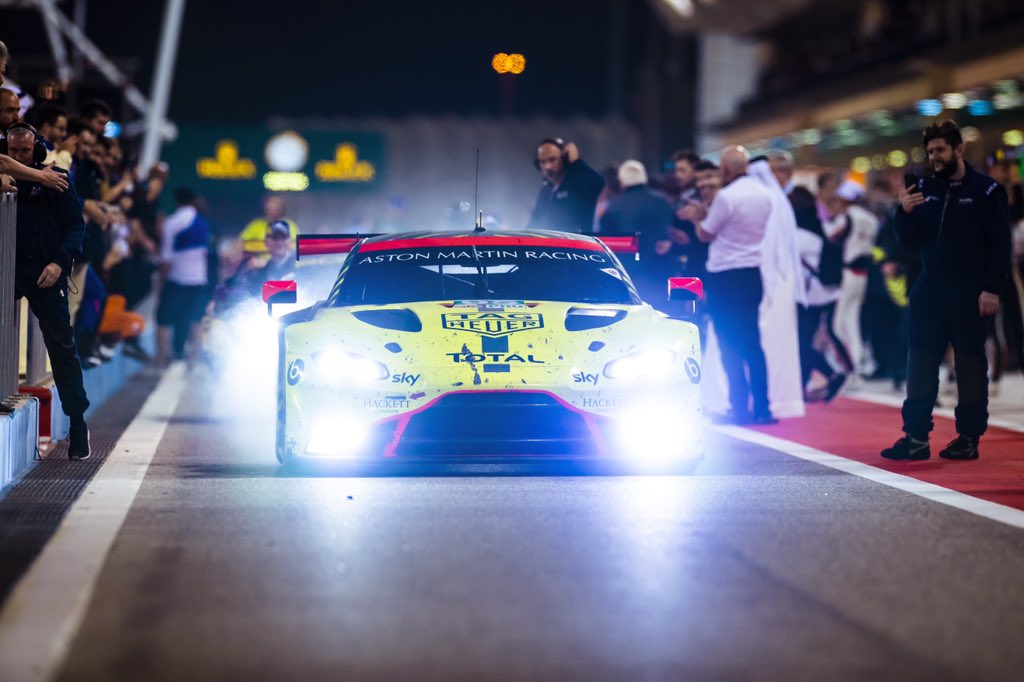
[{"left": 386, "top": 392, "right": 601, "bottom": 457}]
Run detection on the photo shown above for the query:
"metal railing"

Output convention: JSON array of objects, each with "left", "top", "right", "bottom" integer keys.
[{"left": 1, "top": 192, "right": 18, "bottom": 398}]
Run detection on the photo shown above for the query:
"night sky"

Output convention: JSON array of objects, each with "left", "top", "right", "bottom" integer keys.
[{"left": 2, "top": 0, "right": 626, "bottom": 122}]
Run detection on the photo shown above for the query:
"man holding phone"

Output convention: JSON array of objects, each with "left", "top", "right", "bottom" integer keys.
[{"left": 882, "top": 120, "right": 1011, "bottom": 461}]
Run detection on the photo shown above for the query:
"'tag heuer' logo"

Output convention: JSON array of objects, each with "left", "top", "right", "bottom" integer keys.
[{"left": 441, "top": 312, "right": 543, "bottom": 338}]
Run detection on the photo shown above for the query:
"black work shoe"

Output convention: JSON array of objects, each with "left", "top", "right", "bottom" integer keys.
[
  {"left": 68, "top": 417, "right": 91, "bottom": 460},
  {"left": 939, "top": 436, "right": 979, "bottom": 460},
  {"left": 824, "top": 373, "right": 848, "bottom": 402},
  {"left": 881, "top": 435, "right": 930, "bottom": 460}
]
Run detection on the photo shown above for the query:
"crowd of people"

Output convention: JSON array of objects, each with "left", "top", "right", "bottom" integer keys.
[
  {"left": 525, "top": 124, "right": 1023, "bottom": 456},
  {"left": 2, "top": 39, "right": 179, "bottom": 458},
  {"left": 4, "top": 35, "right": 1024, "bottom": 462}
]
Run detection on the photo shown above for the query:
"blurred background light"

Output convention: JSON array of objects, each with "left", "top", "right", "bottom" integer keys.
[
  {"left": 961, "top": 126, "right": 981, "bottom": 143},
  {"left": 264, "top": 131, "right": 309, "bottom": 172},
  {"left": 887, "top": 150, "right": 908, "bottom": 168},
  {"left": 967, "top": 99, "right": 994, "bottom": 116},
  {"left": 1004, "top": 130, "right": 1024, "bottom": 147},
  {"left": 941, "top": 92, "right": 967, "bottom": 109},
  {"left": 103, "top": 121, "right": 121, "bottom": 138},
  {"left": 871, "top": 153, "right": 887, "bottom": 170},
  {"left": 851, "top": 156, "right": 871, "bottom": 173},
  {"left": 916, "top": 99, "right": 943, "bottom": 116},
  {"left": 911, "top": 147, "right": 927, "bottom": 163},
  {"left": 491, "top": 52, "right": 526, "bottom": 74},
  {"left": 263, "top": 171, "right": 309, "bottom": 192}
]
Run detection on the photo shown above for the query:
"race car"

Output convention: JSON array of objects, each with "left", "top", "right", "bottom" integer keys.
[{"left": 263, "top": 229, "right": 704, "bottom": 467}]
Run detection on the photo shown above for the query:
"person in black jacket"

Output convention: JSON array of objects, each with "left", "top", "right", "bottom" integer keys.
[
  {"left": 882, "top": 120, "right": 1011, "bottom": 461},
  {"left": 599, "top": 160, "right": 675, "bottom": 309},
  {"left": 7, "top": 124, "right": 91, "bottom": 459},
  {"left": 527, "top": 137, "right": 603, "bottom": 232}
]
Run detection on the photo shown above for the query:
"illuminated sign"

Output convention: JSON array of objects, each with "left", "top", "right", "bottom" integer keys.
[
  {"left": 315, "top": 144, "right": 375, "bottom": 182},
  {"left": 265, "top": 131, "right": 309, "bottom": 172},
  {"left": 491, "top": 52, "right": 526, "bottom": 74},
  {"left": 167, "top": 126, "right": 385, "bottom": 195},
  {"left": 196, "top": 141, "right": 258, "bottom": 180},
  {"left": 263, "top": 171, "right": 310, "bottom": 192}
]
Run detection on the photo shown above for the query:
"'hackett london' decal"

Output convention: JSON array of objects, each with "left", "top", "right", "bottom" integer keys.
[{"left": 442, "top": 312, "right": 543, "bottom": 338}]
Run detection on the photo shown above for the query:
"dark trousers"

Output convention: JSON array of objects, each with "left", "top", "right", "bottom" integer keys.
[
  {"left": 902, "top": 278, "right": 987, "bottom": 438},
  {"left": 707, "top": 267, "right": 770, "bottom": 418},
  {"left": 15, "top": 265, "right": 91, "bottom": 417},
  {"left": 798, "top": 302, "right": 837, "bottom": 385}
]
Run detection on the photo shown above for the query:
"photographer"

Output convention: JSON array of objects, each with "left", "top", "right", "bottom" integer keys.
[
  {"left": 882, "top": 120, "right": 1011, "bottom": 461},
  {"left": 6, "top": 123, "right": 91, "bottom": 459}
]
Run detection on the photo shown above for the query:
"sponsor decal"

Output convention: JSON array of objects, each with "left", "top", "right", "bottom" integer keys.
[
  {"left": 356, "top": 249, "right": 608, "bottom": 266},
  {"left": 447, "top": 352, "right": 544, "bottom": 364},
  {"left": 572, "top": 371, "right": 599, "bottom": 385},
  {"left": 363, "top": 398, "right": 411, "bottom": 410},
  {"left": 685, "top": 357, "right": 701, "bottom": 384},
  {"left": 391, "top": 372, "right": 420, "bottom": 386},
  {"left": 958, "top": 197, "right": 974, "bottom": 204},
  {"left": 287, "top": 358, "right": 304, "bottom": 385},
  {"left": 442, "top": 312, "right": 543, "bottom": 338},
  {"left": 581, "top": 397, "right": 628, "bottom": 409}
]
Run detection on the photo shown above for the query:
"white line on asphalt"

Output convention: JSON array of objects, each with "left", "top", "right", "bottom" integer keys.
[
  {"left": 710, "top": 424, "right": 1024, "bottom": 531},
  {"left": 0, "top": 364, "right": 186, "bottom": 682},
  {"left": 845, "top": 389, "right": 1024, "bottom": 434}
]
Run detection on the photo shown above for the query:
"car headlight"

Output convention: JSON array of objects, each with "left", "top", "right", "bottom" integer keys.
[
  {"left": 313, "top": 349, "right": 389, "bottom": 384},
  {"left": 306, "top": 414, "right": 370, "bottom": 457},
  {"left": 603, "top": 349, "right": 677, "bottom": 381}
]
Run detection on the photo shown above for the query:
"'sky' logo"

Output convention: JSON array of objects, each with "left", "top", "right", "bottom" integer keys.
[{"left": 442, "top": 312, "right": 543, "bottom": 338}]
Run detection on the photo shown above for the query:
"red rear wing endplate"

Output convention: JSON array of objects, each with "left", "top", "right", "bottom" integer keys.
[
  {"left": 595, "top": 234, "right": 640, "bottom": 255},
  {"left": 296, "top": 234, "right": 384, "bottom": 261}
]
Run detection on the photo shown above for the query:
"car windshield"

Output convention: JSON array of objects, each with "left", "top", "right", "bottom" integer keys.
[{"left": 330, "top": 242, "right": 639, "bottom": 306}]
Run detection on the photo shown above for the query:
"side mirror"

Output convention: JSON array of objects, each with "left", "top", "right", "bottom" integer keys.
[
  {"left": 262, "top": 280, "right": 297, "bottom": 315},
  {"left": 667, "top": 277, "right": 703, "bottom": 319}
]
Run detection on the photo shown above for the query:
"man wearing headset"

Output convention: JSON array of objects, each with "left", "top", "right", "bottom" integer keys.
[
  {"left": 527, "top": 137, "right": 604, "bottom": 232},
  {"left": 5, "top": 123, "right": 91, "bottom": 459},
  {"left": 0, "top": 40, "right": 69, "bottom": 193}
]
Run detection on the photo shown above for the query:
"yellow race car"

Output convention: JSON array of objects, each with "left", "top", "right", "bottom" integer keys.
[{"left": 263, "top": 230, "right": 704, "bottom": 468}]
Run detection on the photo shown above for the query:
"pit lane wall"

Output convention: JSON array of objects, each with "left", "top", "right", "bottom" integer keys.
[{"left": 0, "top": 192, "right": 37, "bottom": 490}]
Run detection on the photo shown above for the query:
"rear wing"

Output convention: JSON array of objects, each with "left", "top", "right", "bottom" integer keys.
[
  {"left": 295, "top": 232, "right": 639, "bottom": 260},
  {"left": 589, "top": 233, "right": 640, "bottom": 261},
  {"left": 295, "top": 234, "right": 383, "bottom": 261}
]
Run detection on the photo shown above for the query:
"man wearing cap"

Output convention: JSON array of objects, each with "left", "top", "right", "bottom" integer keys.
[
  {"left": 234, "top": 220, "right": 296, "bottom": 297},
  {"left": 599, "top": 160, "right": 676, "bottom": 308},
  {"left": 824, "top": 179, "right": 879, "bottom": 382}
]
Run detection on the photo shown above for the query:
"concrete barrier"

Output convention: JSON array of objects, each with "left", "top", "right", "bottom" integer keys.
[{"left": 0, "top": 394, "right": 39, "bottom": 491}]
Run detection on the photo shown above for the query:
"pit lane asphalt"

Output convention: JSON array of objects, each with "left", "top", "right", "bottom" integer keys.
[{"left": 48, "top": 373, "right": 1024, "bottom": 681}]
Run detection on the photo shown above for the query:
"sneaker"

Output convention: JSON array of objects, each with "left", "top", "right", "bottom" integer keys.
[
  {"left": 84, "top": 354, "right": 103, "bottom": 368},
  {"left": 824, "top": 373, "right": 848, "bottom": 402},
  {"left": 68, "top": 417, "right": 91, "bottom": 460},
  {"left": 939, "top": 435, "right": 979, "bottom": 460},
  {"left": 97, "top": 343, "right": 117, "bottom": 360},
  {"left": 122, "top": 342, "right": 152, "bottom": 362},
  {"left": 881, "top": 435, "right": 930, "bottom": 460},
  {"left": 751, "top": 413, "right": 779, "bottom": 425}
]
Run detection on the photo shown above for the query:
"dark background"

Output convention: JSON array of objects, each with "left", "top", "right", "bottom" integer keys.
[{"left": 1, "top": 0, "right": 654, "bottom": 121}]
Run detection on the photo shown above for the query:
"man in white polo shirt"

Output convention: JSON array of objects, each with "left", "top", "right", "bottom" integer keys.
[
  {"left": 687, "top": 146, "right": 775, "bottom": 424},
  {"left": 157, "top": 188, "right": 210, "bottom": 366}
]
